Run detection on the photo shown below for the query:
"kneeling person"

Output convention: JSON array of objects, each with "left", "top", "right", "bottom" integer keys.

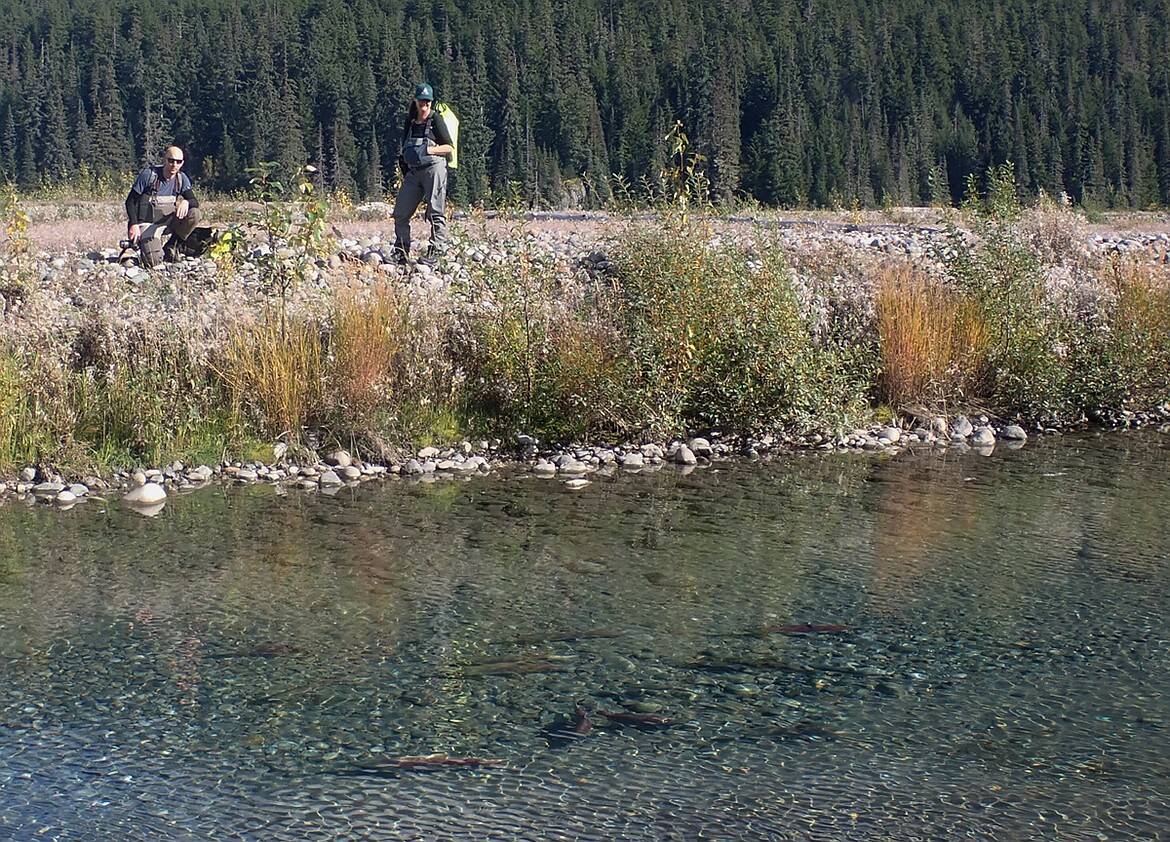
[{"left": 125, "top": 145, "right": 201, "bottom": 267}]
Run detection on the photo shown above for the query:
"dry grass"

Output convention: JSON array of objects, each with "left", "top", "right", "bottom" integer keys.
[
  {"left": 329, "top": 283, "right": 407, "bottom": 427},
  {"left": 216, "top": 318, "right": 325, "bottom": 441},
  {"left": 875, "top": 262, "right": 990, "bottom": 408},
  {"left": 1106, "top": 258, "right": 1170, "bottom": 402},
  {"left": 1111, "top": 259, "right": 1170, "bottom": 335}
]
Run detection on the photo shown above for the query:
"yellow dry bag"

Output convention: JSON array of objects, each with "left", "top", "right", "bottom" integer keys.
[{"left": 435, "top": 102, "right": 460, "bottom": 169}]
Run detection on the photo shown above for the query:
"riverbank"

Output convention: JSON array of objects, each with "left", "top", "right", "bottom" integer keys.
[
  {"left": 5, "top": 411, "right": 1170, "bottom": 514},
  {"left": 2, "top": 198, "right": 1169, "bottom": 509}
]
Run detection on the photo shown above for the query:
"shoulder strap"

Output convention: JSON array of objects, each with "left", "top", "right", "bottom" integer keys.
[{"left": 146, "top": 166, "right": 164, "bottom": 196}]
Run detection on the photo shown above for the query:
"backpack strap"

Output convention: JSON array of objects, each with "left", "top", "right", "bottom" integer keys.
[
  {"left": 145, "top": 165, "right": 164, "bottom": 196},
  {"left": 401, "top": 109, "right": 437, "bottom": 142}
]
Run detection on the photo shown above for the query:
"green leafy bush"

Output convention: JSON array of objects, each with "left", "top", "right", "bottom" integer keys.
[
  {"left": 456, "top": 237, "right": 630, "bottom": 440},
  {"left": 612, "top": 222, "right": 872, "bottom": 433}
]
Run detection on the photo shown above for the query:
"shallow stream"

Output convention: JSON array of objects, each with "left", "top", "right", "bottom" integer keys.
[{"left": 1, "top": 432, "right": 1167, "bottom": 839}]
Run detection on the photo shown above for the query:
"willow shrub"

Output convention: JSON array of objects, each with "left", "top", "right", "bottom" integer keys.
[
  {"left": 611, "top": 221, "right": 872, "bottom": 434},
  {"left": 456, "top": 239, "right": 631, "bottom": 441},
  {"left": 946, "top": 214, "right": 1170, "bottom": 422},
  {"left": 947, "top": 224, "right": 1074, "bottom": 421},
  {"left": 1074, "top": 259, "right": 1170, "bottom": 412}
]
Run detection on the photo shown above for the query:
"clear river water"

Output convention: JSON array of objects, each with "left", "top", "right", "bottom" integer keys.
[{"left": 1, "top": 431, "right": 1167, "bottom": 840}]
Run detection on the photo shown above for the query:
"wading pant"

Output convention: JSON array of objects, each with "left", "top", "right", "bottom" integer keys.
[
  {"left": 141, "top": 207, "right": 203, "bottom": 245},
  {"left": 393, "top": 162, "right": 448, "bottom": 257},
  {"left": 139, "top": 208, "right": 203, "bottom": 267}
]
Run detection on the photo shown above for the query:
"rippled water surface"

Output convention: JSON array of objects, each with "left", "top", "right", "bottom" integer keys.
[{"left": 1, "top": 432, "right": 1168, "bottom": 840}]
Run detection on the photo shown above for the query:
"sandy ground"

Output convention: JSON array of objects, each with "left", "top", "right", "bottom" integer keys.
[
  {"left": 24, "top": 205, "right": 625, "bottom": 253},
  {"left": 20, "top": 201, "right": 1170, "bottom": 254}
]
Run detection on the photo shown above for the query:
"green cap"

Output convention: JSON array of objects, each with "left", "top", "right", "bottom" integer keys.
[{"left": 414, "top": 83, "right": 434, "bottom": 101}]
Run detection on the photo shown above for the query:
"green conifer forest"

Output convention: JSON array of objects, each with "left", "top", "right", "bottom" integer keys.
[{"left": 1, "top": 0, "right": 1168, "bottom": 208}]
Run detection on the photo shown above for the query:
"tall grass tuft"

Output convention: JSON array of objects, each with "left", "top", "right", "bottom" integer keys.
[
  {"left": 216, "top": 317, "right": 325, "bottom": 441},
  {"left": 329, "top": 283, "right": 407, "bottom": 429},
  {"left": 875, "top": 262, "right": 989, "bottom": 408},
  {"left": 0, "top": 353, "right": 61, "bottom": 470}
]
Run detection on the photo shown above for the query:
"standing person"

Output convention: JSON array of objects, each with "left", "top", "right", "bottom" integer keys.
[
  {"left": 124, "top": 145, "right": 201, "bottom": 267},
  {"left": 393, "top": 83, "right": 454, "bottom": 266}
]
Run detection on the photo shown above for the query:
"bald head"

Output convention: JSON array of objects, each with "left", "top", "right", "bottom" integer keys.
[{"left": 163, "top": 146, "right": 185, "bottom": 178}]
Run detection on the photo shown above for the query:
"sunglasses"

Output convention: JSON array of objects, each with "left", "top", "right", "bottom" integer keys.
[{"left": 166, "top": 157, "right": 184, "bottom": 164}]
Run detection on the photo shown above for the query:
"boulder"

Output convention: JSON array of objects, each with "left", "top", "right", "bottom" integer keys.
[
  {"left": 125, "top": 483, "right": 167, "bottom": 505},
  {"left": 1001, "top": 424, "right": 1028, "bottom": 441}
]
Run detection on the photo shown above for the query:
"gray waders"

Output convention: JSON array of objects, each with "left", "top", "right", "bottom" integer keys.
[
  {"left": 393, "top": 136, "right": 448, "bottom": 260},
  {"left": 139, "top": 203, "right": 203, "bottom": 268}
]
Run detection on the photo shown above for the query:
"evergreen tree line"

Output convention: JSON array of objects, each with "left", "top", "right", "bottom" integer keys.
[{"left": 1, "top": 0, "right": 1168, "bottom": 208}]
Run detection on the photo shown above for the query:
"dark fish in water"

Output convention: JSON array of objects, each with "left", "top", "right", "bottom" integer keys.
[
  {"left": 543, "top": 706, "right": 594, "bottom": 748},
  {"left": 459, "top": 658, "right": 567, "bottom": 677},
  {"left": 564, "top": 560, "right": 608, "bottom": 575},
  {"left": 684, "top": 656, "right": 858, "bottom": 678},
  {"left": 758, "top": 623, "right": 848, "bottom": 636},
  {"left": 384, "top": 753, "right": 503, "bottom": 769},
  {"left": 207, "top": 642, "right": 304, "bottom": 659},
  {"left": 509, "top": 627, "right": 626, "bottom": 645},
  {"left": 251, "top": 642, "right": 306, "bottom": 656},
  {"left": 712, "top": 721, "right": 843, "bottom": 744},
  {"left": 342, "top": 753, "right": 504, "bottom": 774},
  {"left": 760, "top": 721, "right": 841, "bottom": 741},
  {"left": 598, "top": 709, "right": 674, "bottom": 727},
  {"left": 571, "top": 706, "right": 594, "bottom": 735}
]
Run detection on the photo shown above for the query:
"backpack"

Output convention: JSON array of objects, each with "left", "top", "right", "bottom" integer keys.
[
  {"left": 434, "top": 102, "right": 459, "bottom": 169},
  {"left": 399, "top": 103, "right": 460, "bottom": 170},
  {"left": 176, "top": 226, "right": 216, "bottom": 257}
]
